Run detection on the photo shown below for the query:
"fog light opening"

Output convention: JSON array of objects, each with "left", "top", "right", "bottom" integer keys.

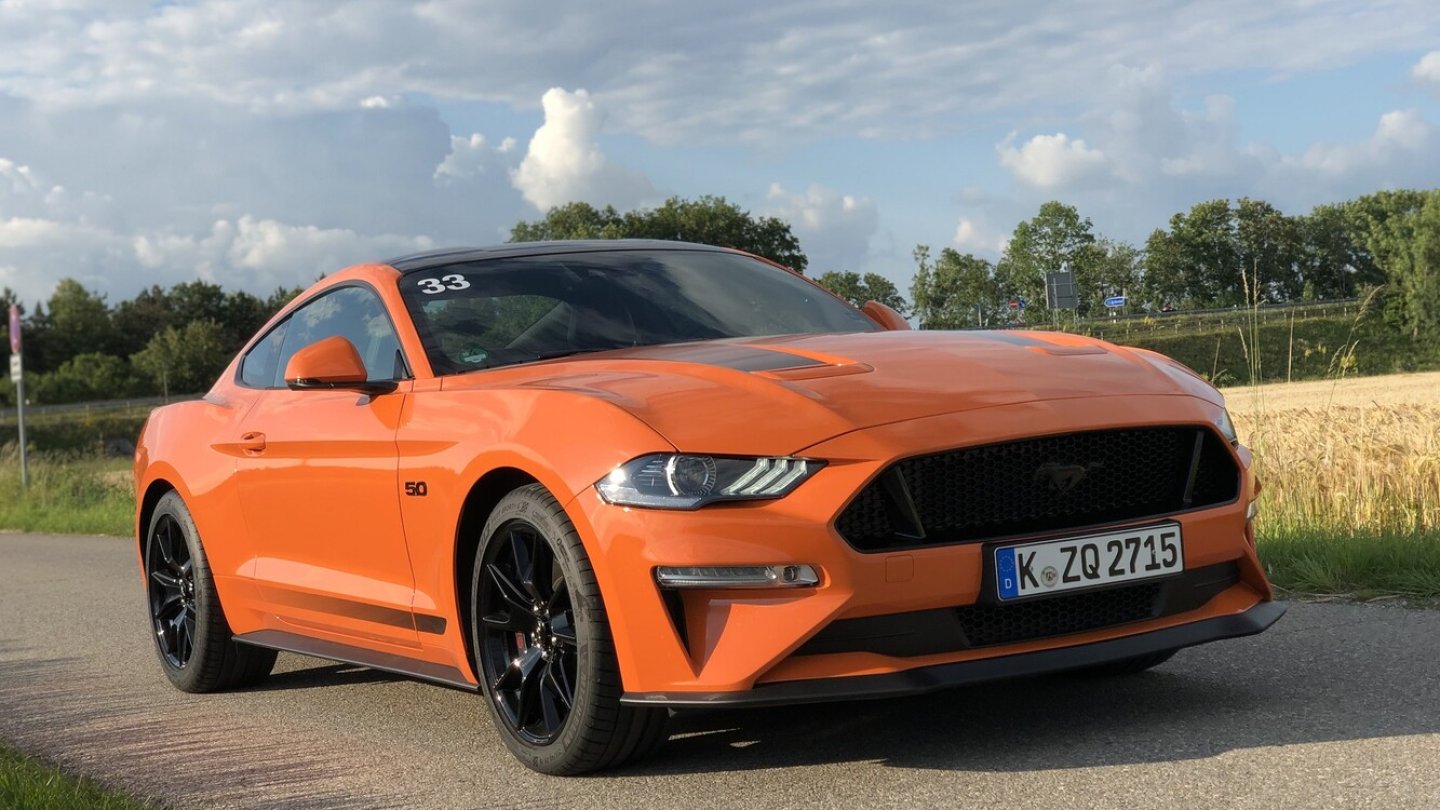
[{"left": 655, "top": 564, "right": 820, "bottom": 589}]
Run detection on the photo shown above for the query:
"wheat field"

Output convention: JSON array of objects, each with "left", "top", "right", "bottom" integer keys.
[
  {"left": 1222, "top": 371, "right": 1440, "bottom": 597},
  {"left": 1223, "top": 371, "right": 1440, "bottom": 535}
]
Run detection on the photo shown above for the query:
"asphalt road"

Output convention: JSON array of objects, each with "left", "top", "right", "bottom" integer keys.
[{"left": 2, "top": 533, "right": 1437, "bottom": 809}]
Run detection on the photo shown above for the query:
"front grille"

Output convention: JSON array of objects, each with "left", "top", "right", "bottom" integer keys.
[
  {"left": 835, "top": 427, "right": 1239, "bottom": 552},
  {"left": 794, "top": 561, "right": 1239, "bottom": 658},
  {"left": 958, "top": 582, "right": 1160, "bottom": 646}
]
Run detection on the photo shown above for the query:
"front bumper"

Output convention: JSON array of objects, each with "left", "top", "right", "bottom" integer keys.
[
  {"left": 622, "top": 600, "right": 1286, "bottom": 708},
  {"left": 569, "top": 395, "right": 1274, "bottom": 701}
]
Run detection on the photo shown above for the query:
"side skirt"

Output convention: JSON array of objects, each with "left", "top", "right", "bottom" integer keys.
[{"left": 234, "top": 629, "right": 479, "bottom": 693}]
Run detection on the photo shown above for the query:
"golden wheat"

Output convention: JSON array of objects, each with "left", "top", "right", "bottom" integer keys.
[{"left": 1223, "top": 372, "right": 1440, "bottom": 535}]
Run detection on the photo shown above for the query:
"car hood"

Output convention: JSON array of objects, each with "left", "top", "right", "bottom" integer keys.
[{"left": 442, "top": 330, "right": 1221, "bottom": 456}]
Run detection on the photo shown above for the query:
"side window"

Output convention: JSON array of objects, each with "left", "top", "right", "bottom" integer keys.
[
  {"left": 239, "top": 320, "right": 289, "bottom": 389},
  {"left": 274, "top": 286, "right": 406, "bottom": 386}
]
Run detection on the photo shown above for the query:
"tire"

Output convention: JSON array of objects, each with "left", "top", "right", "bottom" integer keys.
[
  {"left": 471, "top": 484, "right": 668, "bottom": 775},
  {"left": 144, "top": 491, "right": 277, "bottom": 692},
  {"left": 1078, "top": 648, "right": 1178, "bottom": 677}
]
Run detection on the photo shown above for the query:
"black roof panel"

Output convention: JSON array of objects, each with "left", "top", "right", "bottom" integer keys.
[{"left": 384, "top": 239, "right": 734, "bottom": 274}]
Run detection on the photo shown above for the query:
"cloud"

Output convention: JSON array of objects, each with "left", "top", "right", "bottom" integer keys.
[
  {"left": 997, "top": 132, "right": 1110, "bottom": 189},
  {"left": 1413, "top": 50, "right": 1440, "bottom": 83},
  {"left": 510, "top": 88, "right": 653, "bottom": 211},
  {"left": 434, "top": 133, "right": 518, "bottom": 182},
  {"left": 951, "top": 217, "right": 1007, "bottom": 254},
  {"left": 134, "top": 216, "right": 434, "bottom": 291},
  {"left": 1, "top": 1, "right": 1437, "bottom": 144},
  {"left": 765, "top": 182, "right": 878, "bottom": 271},
  {"left": 1283, "top": 109, "right": 1434, "bottom": 177}
]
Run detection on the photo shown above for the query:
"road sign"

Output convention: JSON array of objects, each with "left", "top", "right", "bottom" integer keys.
[
  {"left": 7, "top": 304, "right": 17, "bottom": 353},
  {"left": 1104, "top": 295, "right": 1127, "bottom": 308},
  {"left": 1046, "top": 270, "right": 1078, "bottom": 309},
  {"left": 8, "top": 354, "right": 19, "bottom": 383},
  {"left": 1008, "top": 298, "right": 1018, "bottom": 311}
]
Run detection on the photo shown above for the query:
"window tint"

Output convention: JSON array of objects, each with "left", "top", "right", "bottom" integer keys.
[
  {"left": 239, "top": 320, "right": 289, "bottom": 388},
  {"left": 273, "top": 286, "right": 406, "bottom": 385},
  {"left": 400, "top": 250, "right": 877, "bottom": 375}
]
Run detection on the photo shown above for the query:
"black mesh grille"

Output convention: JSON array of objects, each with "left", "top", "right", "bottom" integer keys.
[
  {"left": 793, "top": 562, "right": 1239, "bottom": 658},
  {"left": 957, "top": 582, "right": 1160, "bottom": 647},
  {"left": 836, "top": 427, "right": 1240, "bottom": 551}
]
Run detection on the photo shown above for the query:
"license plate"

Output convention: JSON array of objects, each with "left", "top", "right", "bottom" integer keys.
[{"left": 994, "top": 523, "right": 1184, "bottom": 601}]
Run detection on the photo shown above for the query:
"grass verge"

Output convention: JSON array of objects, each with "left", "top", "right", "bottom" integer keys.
[
  {"left": 1258, "top": 528, "right": 1440, "bottom": 602},
  {"left": 0, "top": 745, "right": 154, "bottom": 810},
  {"left": 0, "top": 448, "right": 132, "bottom": 537}
]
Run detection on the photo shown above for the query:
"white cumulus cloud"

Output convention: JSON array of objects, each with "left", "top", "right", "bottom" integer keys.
[
  {"left": 951, "top": 217, "right": 1007, "bottom": 254},
  {"left": 434, "top": 133, "right": 518, "bottom": 182},
  {"left": 997, "top": 132, "right": 1111, "bottom": 189},
  {"left": 1413, "top": 50, "right": 1440, "bottom": 82},
  {"left": 765, "top": 182, "right": 879, "bottom": 272},
  {"left": 511, "top": 88, "right": 653, "bottom": 212}
]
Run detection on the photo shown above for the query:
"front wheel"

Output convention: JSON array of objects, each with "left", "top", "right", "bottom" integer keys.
[
  {"left": 471, "top": 485, "right": 667, "bottom": 774},
  {"left": 144, "top": 491, "right": 276, "bottom": 692}
]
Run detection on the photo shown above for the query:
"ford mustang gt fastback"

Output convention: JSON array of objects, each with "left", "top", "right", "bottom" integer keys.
[{"left": 134, "top": 240, "right": 1284, "bottom": 774}]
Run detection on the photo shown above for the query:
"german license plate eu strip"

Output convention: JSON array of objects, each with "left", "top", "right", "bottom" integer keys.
[{"left": 995, "top": 523, "right": 1184, "bottom": 601}]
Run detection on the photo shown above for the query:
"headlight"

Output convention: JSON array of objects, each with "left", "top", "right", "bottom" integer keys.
[
  {"left": 595, "top": 454, "right": 824, "bottom": 509},
  {"left": 1215, "top": 408, "right": 1239, "bottom": 445}
]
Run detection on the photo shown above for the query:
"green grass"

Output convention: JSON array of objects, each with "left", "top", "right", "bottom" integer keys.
[
  {"left": 0, "top": 407, "right": 149, "bottom": 454},
  {"left": 1257, "top": 527, "right": 1440, "bottom": 602},
  {"left": 0, "top": 449, "right": 132, "bottom": 536},
  {"left": 0, "top": 745, "right": 154, "bottom": 810}
]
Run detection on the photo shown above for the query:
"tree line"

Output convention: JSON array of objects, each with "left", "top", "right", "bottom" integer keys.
[
  {"left": 2, "top": 190, "right": 1437, "bottom": 407},
  {"left": 0, "top": 281, "right": 302, "bottom": 407},
  {"left": 906, "top": 190, "right": 1440, "bottom": 342}
]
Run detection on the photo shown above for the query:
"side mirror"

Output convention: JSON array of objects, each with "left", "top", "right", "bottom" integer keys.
[
  {"left": 284, "top": 336, "right": 396, "bottom": 394},
  {"left": 862, "top": 300, "right": 911, "bottom": 331}
]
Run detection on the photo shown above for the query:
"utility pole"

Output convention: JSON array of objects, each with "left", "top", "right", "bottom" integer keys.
[{"left": 8, "top": 304, "right": 28, "bottom": 489}]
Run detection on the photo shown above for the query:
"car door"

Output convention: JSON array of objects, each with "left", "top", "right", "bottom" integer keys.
[{"left": 235, "top": 283, "right": 420, "bottom": 646}]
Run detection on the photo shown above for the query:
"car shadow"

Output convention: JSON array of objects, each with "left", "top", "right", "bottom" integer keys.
[{"left": 254, "top": 662, "right": 404, "bottom": 692}]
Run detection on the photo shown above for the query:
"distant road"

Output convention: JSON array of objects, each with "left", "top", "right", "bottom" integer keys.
[{"left": 2, "top": 533, "right": 1438, "bottom": 809}]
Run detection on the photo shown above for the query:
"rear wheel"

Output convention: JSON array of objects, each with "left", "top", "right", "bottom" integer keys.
[
  {"left": 144, "top": 491, "right": 276, "bottom": 692},
  {"left": 471, "top": 484, "right": 668, "bottom": 774}
]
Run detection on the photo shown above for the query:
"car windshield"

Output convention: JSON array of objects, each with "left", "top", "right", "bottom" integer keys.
[{"left": 398, "top": 249, "right": 878, "bottom": 374}]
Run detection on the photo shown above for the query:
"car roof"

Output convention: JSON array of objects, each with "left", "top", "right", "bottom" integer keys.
[{"left": 384, "top": 240, "right": 735, "bottom": 274}]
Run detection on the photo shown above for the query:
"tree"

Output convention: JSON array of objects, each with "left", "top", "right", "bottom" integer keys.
[
  {"left": 1140, "top": 228, "right": 1188, "bottom": 309},
  {"left": 38, "top": 279, "right": 117, "bottom": 371},
  {"left": 510, "top": 202, "right": 625, "bottom": 241},
  {"left": 910, "top": 245, "right": 998, "bottom": 328},
  {"left": 510, "top": 195, "right": 809, "bottom": 273},
  {"left": 1086, "top": 239, "right": 1143, "bottom": 312},
  {"left": 1296, "top": 204, "right": 1381, "bottom": 300},
  {"left": 131, "top": 320, "right": 231, "bottom": 397},
  {"left": 815, "top": 271, "right": 910, "bottom": 315},
  {"left": 112, "top": 285, "right": 176, "bottom": 358},
  {"left": 1234, "top": 197, "right": 1303, "bottom": 303},
  {"left": 1347, "top": 189, "right": 1440, "bottom": 340},
  {"left": 994, "top": 202, "right": 1097, "bottom": 317},
  {"left": 29, "top": 353, "right": 142, "bottom": 404}
]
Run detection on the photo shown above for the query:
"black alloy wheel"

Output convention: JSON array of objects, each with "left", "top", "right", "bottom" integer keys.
[
  {"left": 476, "top": 520, "right": 579, "bottom": 745},
  {"left": 143, "top": 491, "right": 277, "bottom": 692},
  {"left": 471, "top": 485, "right": 668, "bottom": 774},
  {"left": 146, "top": 513, "right": 197, "bottom": 669}
]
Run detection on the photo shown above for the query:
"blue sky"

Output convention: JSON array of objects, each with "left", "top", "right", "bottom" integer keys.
[{"left": 2, "top": 1, "right": 1439, "bottom": 307}]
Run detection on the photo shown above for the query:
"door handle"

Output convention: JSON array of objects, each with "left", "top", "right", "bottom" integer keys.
[{"left": 240, "top": 432, "right": 267, "bottom": 455}]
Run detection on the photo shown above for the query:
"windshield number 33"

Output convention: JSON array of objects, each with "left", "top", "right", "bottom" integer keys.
[{"left": 416, "top": 274, "right": 470, "bottom": 295}]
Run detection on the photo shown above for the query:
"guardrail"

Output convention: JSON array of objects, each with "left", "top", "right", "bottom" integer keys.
[{"left": 0, "top": 393, "right": 204, "bottom": 420}]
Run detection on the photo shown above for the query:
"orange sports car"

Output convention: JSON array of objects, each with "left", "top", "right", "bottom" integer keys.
[{"left": 134, "top": 240, "right": 1284, "bottom": 774}]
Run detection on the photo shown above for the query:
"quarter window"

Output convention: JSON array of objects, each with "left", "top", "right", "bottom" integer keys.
[{"left": 262, "top": 286, "right": 405, "bottom": 388}]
